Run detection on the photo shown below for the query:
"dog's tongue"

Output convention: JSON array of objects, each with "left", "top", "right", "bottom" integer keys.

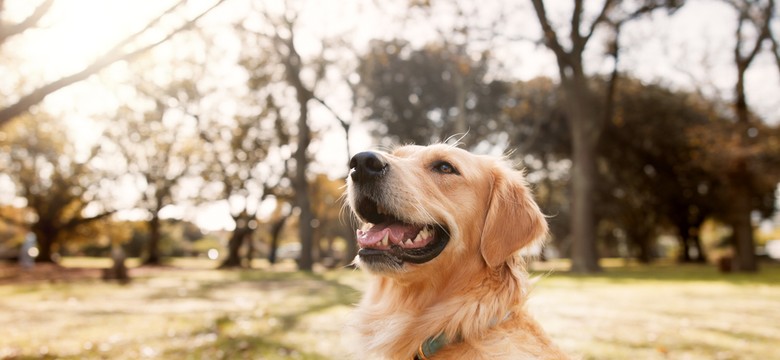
[{"left": 356, "top": 222, "right": 419, "bottom": 249}]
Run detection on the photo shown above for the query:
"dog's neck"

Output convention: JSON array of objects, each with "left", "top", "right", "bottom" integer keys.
[{"left": 353, "top": 256, "right": 529, "bottom": 359}]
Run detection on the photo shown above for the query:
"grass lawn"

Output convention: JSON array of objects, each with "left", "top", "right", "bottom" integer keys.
[{"left": 1, "top": 258, "right": 779, "bottom": 359}]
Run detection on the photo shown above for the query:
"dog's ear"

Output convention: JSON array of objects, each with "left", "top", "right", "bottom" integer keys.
[{"left": 480, "top": 164, "right": 548, "bottom": 268}]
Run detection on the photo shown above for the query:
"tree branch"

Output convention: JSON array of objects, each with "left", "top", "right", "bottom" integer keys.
[
  {"left": 771, "top": 28, "right": 780, "bottom": 75},
  {"left": 0, "top": 212, "right": 28, "bottom": 228},
  {"left": 0, "top": 0, "right": 54, "bottom": 46},
  {"left": 312, "top": 95, "right": 349, "bottom": 129},
  {"left": 61, "top": 209, "right": 116, "bottom": 231},
  {"left": 581, "top": 0, "right": 616, "bottom": 51},
  {"left": 731, "top": 0, "right": 773, "bottom": 68},
  {"left": 529, "top": 0, "right": 568, "bottom": 59},
  {"left": 0, "top": 0, "right": 227, "bottom": 127},
  {"left": 101, "top": 0, "right": 187, "bottom": 57},
  {"left": 571, "top": 0, "right": 584, "bottom": 50}
]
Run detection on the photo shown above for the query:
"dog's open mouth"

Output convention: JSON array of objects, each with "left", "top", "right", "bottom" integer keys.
[{"left": 354, "top": 197, "right": 449, "bottom": 266}]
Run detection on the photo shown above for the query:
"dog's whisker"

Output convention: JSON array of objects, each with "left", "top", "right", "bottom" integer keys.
[{"left": 443, "top": 131, "right": 470, "bottom": 148}]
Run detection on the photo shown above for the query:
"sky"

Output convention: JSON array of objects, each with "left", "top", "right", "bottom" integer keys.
[{"left": 2, "top": 0, "right": 779, "bottom": 231}]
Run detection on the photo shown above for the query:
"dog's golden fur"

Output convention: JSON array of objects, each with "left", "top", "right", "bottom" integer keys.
[{"left": 347, "top": 144, "right": 568, "bottom": 359}]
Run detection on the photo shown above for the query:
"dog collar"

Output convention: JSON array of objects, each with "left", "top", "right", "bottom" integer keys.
[
  {"left": 414, "top": 333, "right": 451, "bottom": 360},
  {"left": 413, "top": 312, "right": 512, "bottom": 359}
]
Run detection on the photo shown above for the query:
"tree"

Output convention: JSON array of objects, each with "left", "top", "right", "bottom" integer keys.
[
  {"left": 0, "top": 115, "right": 114, "bottom": 262},
  {"left": 528, "top": 0, "right": 684, "bottom": 273},
  {"left": 239, "top": 4, "right": 350, "bottom": 271},
  {"left": 199, "top": 99, "right": 292, "bottom": 268},
  {"left": 106, "top": 80, "right": 203, "bottom": 265},
  {"left": 268, "top": 13, "right": 316, "bottom": 271},
  {"left": 266, "top": 204, "right": 292, "bottom": 265},
  {"left": 356, "top": 39, "right": 510, "bottom": 148},
  {"left": 0, "top": 0, "right": 227, "bottom": 127},
  {"left": 596, "top": 79, "right": 723, "bottom": 262},
  {"left": 309, "top": 174, "right": 355, "bottom": 265},
  {"left": 720, "top": 0, "right": 776, "bottom": 272}
]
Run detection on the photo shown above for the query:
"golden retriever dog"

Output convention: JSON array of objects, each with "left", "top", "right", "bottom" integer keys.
[{"left": 346, "top": 144, "right": 568, "bottom": 360}]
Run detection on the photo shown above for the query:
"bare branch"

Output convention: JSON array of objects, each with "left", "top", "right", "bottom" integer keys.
[
  {"left": 581, "top": 0, "right": 616, "bottom": 50},
  {"left": 571, "top": 0, "right": 584, "bottom": 48},
  {"left": 771, "top": 29, "right": 780, "bottom": 75},
  {"left": 0, "top": 0, "right": 54, "bottom": 45},
  {"left": 312, "top": 95, "right": 349, "bottom": 128},
  {"left": 0, "top": 0, "right": 227, "bottom": 127},
  {"left": 102, "top": 0, "right": 187, "bottom": 56},
  {"left": 730, "top": 0, "right": 773, "bottom": 68},
  {"left": 61, "top": 209, "right": 116, "bottom": 231},
  {"left": 529, "top": 0, "right": 566, "bottom": 56}
]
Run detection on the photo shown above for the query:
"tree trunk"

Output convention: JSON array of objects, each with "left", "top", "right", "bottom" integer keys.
[
  {"left": 690, "top": 229, "right": 707, "bottom": 263},
  {"left": 294, "top": 93, "right": 314, "bottom": 271},
  {"left": 32, "top": 225, "right": 57, "bottom": 263},
  {"left": 268, "top": 213, "right": 290, "bottom": 265},
  {"left": 313, "top": 226, "right": 322, "bottom": 262},
  {"left": 634, "top": 231, "right": 653, "bottom": 264},
  {"left": 730, "top": 65, "right": 758, "bottom": 272},
  {"left": 731, "top": 179, "right": 757, "bottom": 272},
  {"left": 220, "top": 225, "right": 247, "bottom": 268},
  {"left": 675, "top": 218, "right": 693, "bottom": 263},
  {"left": 567, "top": 89, "right": 602, "bottom": 273},
  {"left": 245, "top": 234, "right": 255, "bottom": 268},
  {"left": 296, "top": 204, "right": 314, "bottom": 271},
  {"left": 144, "top": 215, "right": 162, "bottom": 265},
  {"left": 344, "top": 229, "right": 358, "bottom": 266},
  {"left": 678, "top": 220, "right": 708, "bottom": 263}
]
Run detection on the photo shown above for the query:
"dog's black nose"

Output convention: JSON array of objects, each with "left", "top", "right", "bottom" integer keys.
[{"left": 349, "top": 151, "right": 388, "bottom": 183}]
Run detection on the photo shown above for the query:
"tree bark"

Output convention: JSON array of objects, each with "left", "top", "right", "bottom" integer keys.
[
  {"left": 730, "top": 173, "right": 757, "bottom": 272},
  {"left": 723, "top": 0, "right": 774, "bottom": 272},
  {"left": 220, "top": 224, "right": 248, "bottom": 268},
  {"left": 245, "top": 233, "right": 255, "bottom": 267},
  {"left": 529, "top": 0, "right": 607, "bottom": 273},
  {"left": 569, "top": 126, "right": 601, "bottom": 272},
  {"left": 676, "top": 218, "right": 707, "bottom": 263},
  {"left": 730, "top": 85, "right": 757, "bottom": 271},
  {"left": 32, "top": 225, "right": 57, "bottom": 263},
  {"left": 566, "top": 81, "right": 602, "bottom": 273},
  {"left": 267, "top": 214, "right": 290, "bottom": 265},
  {"left": 271, "top": 14, "right": 317, "bottom": 271},
  {"left": 676, "top": 220, "right": 693, "bottom": 263},
  {"left": 295, "top": 102, "right": 315, "bottom": 271},
  {"left": 633, "top": 229, "right": 653, "bottom": 264},
  {"left": 144, "top": 215, "right": 162, "bottom": 265}
]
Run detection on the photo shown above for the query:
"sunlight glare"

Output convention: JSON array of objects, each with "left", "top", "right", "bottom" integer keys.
[{"left": 9, "top": 1, "right": 176, "bottom": 81}]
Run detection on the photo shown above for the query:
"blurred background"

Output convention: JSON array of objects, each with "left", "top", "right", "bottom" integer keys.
[{"left": 0, "top": 0, "right": 779, "bottom": 359}]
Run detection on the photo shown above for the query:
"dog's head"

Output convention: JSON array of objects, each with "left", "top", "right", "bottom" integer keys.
[{"left": 346, "top": 144, "right": 547, "bottom": 275}]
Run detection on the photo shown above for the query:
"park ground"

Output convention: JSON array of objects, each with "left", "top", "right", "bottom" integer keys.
[{"left": 1, "top": 258, "right": 779, "bottom": 360}]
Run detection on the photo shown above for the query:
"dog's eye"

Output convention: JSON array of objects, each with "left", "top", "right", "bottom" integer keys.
[{"left": 432, "top": 161, "right": 459, "bottom": 175}]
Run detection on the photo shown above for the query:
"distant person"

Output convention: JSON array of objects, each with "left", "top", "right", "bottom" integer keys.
[{"left": 20, "top": 232, "right": 36, "bottom": 269}]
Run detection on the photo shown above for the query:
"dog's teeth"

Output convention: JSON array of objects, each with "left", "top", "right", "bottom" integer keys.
[
  {"left": 404, "top": 239, "right": 414, "bottom": 247},
  {"left": 381, "top": 233, "right": 389, "bottom": 246},
  {"left": 420, "top": 228, "right": 429, "bottom": 239},
  {"left": 413, "top": 233, "right": 423, "bottom": 243}
]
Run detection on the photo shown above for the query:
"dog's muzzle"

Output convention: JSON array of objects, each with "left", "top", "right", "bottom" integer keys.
[{"left": 348, "top": 151, "right": 450, "bottom": 271}]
